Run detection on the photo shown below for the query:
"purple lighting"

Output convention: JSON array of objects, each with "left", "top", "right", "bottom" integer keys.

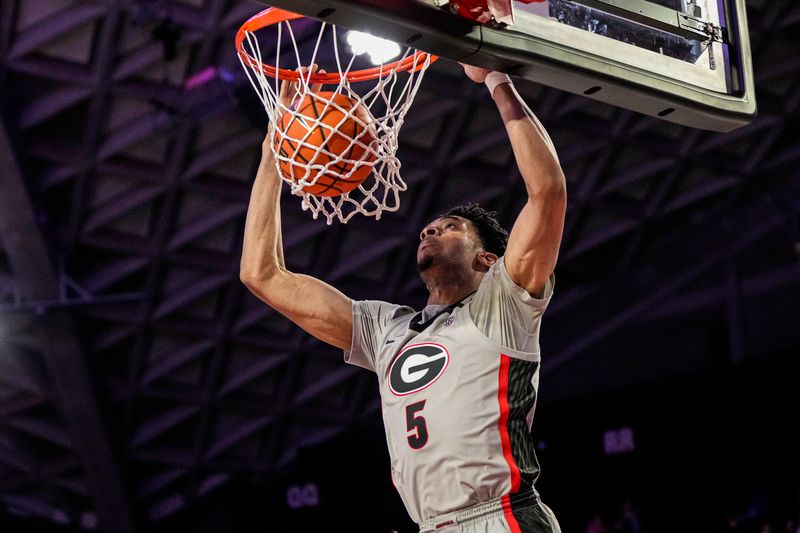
[
  {"left": 184, "top": 67, "right": 218, "bottom": 90},
  {"left": 603, "top": 427, "right": 635, "bottom": 455},
  {"left": 286, "top": 483, "right": 320, "bottom": 509}
]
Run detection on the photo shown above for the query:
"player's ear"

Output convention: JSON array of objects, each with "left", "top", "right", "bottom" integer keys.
[{"left": 474, "top": 251, "right": 498, "bottom": 271}]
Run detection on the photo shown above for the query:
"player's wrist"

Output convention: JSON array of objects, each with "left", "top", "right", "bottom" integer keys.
[{"left": 484, "top": 72, "right": 512, "bottom": 98}]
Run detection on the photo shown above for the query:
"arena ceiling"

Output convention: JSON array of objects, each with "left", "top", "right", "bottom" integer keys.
[{"left": 0, "top": 0, "right": 798, "bottom": 530}]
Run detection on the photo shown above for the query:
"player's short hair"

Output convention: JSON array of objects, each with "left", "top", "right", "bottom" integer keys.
[{"left": 442, "top": 203, "right": 509, "bottom": 257}]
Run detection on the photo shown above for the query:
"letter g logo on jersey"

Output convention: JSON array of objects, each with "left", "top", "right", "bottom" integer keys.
[{"left": 388, "top": 342, "right": 450, "bottom": 396}]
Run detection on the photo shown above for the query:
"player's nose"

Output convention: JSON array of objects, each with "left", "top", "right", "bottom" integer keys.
[{"left": 420, "top": 226, "right": 440, "bottom": 240}]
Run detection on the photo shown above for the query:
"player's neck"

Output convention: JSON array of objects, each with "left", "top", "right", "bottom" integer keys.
[
  {"left": 424, "top": 277, "right": 481, "bottom": 306},
  {"left": 420, "top": 259, "right": 484, "bottom": 305}
]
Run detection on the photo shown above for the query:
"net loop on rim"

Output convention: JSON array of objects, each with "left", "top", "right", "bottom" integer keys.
[{"left": 236, "top": 8, "right": 436, "bottom": 223}]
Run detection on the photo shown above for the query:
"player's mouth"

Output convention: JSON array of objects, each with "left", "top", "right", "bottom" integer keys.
[{"left": 419, "top": 238, "right": 439, "bottom": 250}]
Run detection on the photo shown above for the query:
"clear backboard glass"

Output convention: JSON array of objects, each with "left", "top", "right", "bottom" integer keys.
[
  {"left": 543, "top": 0, "right": 706, "bottom": 64},
  {"left": 512, "top": 0, "right": 728, "bottom": 94}
]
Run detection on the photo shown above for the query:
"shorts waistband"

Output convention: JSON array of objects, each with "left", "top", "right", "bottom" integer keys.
[{"left": 419, "top": 488, "right": 539, "bottom": 532}]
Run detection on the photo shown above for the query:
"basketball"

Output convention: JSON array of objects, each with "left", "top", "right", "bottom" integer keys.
[{"left": 273, "top": 92, "right": 377, "bottom": 197}]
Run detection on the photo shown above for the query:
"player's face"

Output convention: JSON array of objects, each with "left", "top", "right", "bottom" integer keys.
[{"left": 417, "top": 216, "right": 481, "bottom": 272}]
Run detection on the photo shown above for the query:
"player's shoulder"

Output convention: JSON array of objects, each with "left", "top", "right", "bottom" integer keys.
[
  {"left": 479, "top": 255, "right": 510, "bottom": 288},
  {"left": 477, "top": 256, "right": 555, "bottom": 303},
  {"left": 355, "top": 299, "right": 417, "bottom": 321}
]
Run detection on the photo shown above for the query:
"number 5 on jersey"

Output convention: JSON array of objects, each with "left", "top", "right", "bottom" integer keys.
[{"left": 405, "top": 400, "right": 428, "bottom": 450}]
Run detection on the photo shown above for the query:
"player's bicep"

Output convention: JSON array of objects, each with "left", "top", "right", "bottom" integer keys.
[
  {"left": 505, "top": 193, "right": 566, "bottom": 297},
  {"left": 246, "top": 270, "right": 353, "bottom": 351}
]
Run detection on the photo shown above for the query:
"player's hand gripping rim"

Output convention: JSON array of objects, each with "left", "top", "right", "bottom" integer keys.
[
  {"left": 278, "top": 64, "right": 326, "bottom": 113},
  {"left": 264, "top": 64, "right": 326, "bottom": 152}
]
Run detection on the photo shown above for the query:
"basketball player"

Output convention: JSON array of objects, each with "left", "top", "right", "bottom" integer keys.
[{"left": 241, "top": 63, "right": 567, "bottom": 532}]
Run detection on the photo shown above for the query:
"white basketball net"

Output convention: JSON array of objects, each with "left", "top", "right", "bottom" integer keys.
[{"left": 238, "top": 17, "right": 433, "bottom": 224}]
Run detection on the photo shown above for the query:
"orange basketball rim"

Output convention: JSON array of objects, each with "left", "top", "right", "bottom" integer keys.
[{"left": 235, "top": 8, "right": 437, "bottom": 85}]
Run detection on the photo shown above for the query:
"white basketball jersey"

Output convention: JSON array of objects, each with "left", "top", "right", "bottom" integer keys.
[{"left": 345, "top": 258, "right": 554, "bottom": 524}]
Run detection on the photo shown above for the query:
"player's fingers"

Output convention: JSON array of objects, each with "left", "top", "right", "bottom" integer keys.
[
  {"left": 279, "top": 67, "right": 309, "bottom": 110},
  {"left": 279, "top": 64, "right": 323, "bottom": 109},
  {"left": 303, "top": 64, "right": 319, "bottom": 91},
  {"left": 310, "top": 69, "right": 326, "bottom": 93},
  {"left": 458, "top": 61, "right": 489, "bottom": 83},
  {"left": 278, "top": 77, "right": 297, "bottom": 111}
]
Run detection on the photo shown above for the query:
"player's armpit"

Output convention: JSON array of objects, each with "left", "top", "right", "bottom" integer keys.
[{"left": 241, "top": 269, "right": 354, "bottom": 351}]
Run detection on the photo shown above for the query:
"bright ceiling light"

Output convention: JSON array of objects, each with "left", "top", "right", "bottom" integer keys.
[{"left": 346, "top": 30, "right": 402, "bottom": 65}]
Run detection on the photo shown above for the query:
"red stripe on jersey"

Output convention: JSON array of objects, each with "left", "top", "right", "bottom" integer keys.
[
  {"left": 501, "top": 494, "right": 523, "bottom": 533},
  {"left": 498, "top": 355, "right": 521, "bottom": 493}
]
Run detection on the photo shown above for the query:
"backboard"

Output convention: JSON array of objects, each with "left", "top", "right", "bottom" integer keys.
[{"left": 252, "top": 0, "right": 755, "bottom": 132}]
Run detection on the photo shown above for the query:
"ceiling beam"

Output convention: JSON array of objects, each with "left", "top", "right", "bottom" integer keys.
[
  {"left": 0, "top": 117, "right": 136, "bottom": 532},
  {"left": 546, "top": 196, "right": 791, "bottom": 376}
]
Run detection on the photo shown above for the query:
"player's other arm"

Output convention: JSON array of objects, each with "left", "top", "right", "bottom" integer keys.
[
  {"left": 465, "top": 67, "right": 567, "bottom": 297},
  {"left": 240, "top": 134, "right": 353, "bottom": 351},
  {"left": 497, "top": 80, "right": 566, "bottom": 297}
]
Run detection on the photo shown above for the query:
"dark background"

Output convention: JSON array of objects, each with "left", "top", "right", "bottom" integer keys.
[{"left": 1, "top": 0, "right": 798, "bottom": 531}]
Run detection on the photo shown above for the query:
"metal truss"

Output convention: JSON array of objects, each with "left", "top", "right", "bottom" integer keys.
[{"left": 0, "top": 0, "right": 798, "bottom": 529}]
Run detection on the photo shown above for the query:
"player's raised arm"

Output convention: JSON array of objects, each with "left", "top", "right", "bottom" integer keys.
[
  {"left": 463, "top": 65, "right": 567, "bottom": 297},
  {"left": 240, "top": 70, "right": 353, "bottom": 351}
]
